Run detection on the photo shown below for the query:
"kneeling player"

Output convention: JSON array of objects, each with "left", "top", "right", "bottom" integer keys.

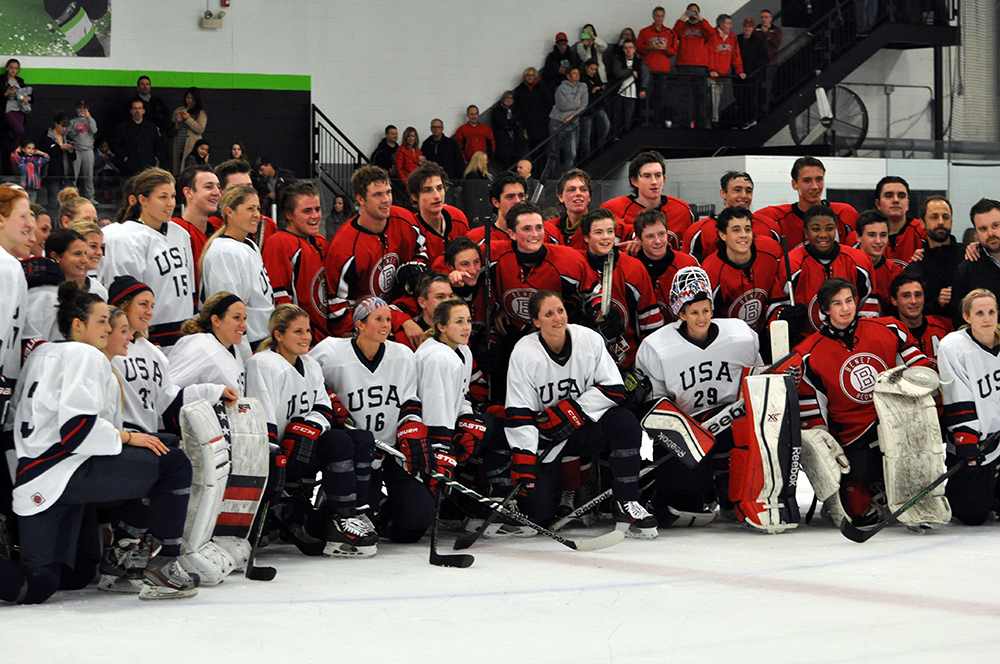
[
  {"left": 505, "top": 291, "right": 657, "bottom": 538},
  {"left": 246, "top": 305, "right": 377, "bottom": 556}
]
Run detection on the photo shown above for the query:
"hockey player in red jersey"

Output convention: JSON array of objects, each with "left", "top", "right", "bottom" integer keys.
[
  {"left": 464, "top": 171, "right": 525, "bottom": 252},
  {"left": 325, "top": 165, "right": 428, "bottom": 337},
  {"left": 600, "top": 151, "right": 694, "bottom": 251},
  {"left": 391, "top": 273, "right": 454, "bottom": 350},
  {"left": 171, "top": 164, "right": 221, "bottom": 288},
  {"left": 873, "top": 176, "right": 926, "bottom": 267},
  {"left": 681, "top": 170, "right": 779, "bottom": 259},
  {"left": 545, "top": 168, "right": 593, "bottom": 250},
  {"left": 403, "top": 162, "right": 468, "bottom": 265},
  {"left": 261, "top": 181, "right": 331, "bottom": 341},
  {"left": 888, "top": 272, "right": 952, "bottom": 369},
  {"left": 795, "top": 277, "right": 933, "bottom": 523},
  {"left": 855, "top": 209, "right": 902, "bottom": 316},
  {"left": 632, "top": 208, "right": 700, "bottom": 324},
  {"left": 755, "top": 156, "right": 859, "bottom": 249}
]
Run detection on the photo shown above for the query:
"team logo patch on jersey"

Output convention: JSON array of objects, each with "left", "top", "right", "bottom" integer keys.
[
  {"left": 839, "top": 353, "right": 889, "bottom": 404},
  {"left": 807, "top": 294, "right": 823, "bottom": 332},
  {"left": 31, "top": 492, "right": 44, "bottom": 506},
  {"left": 369, "top": 253, "right": 401, "bottom": 297},
  {"left": 310, "top": 267, "right": 329, "bottom": 317},
  {"left": 728, "top": 289, "right": 767, "bottom": 329},
  {"left": 503, "top": 288, "right": 536, "bottom": 322}
]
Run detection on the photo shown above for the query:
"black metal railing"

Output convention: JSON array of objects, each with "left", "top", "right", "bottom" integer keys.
[{"left": 311, "top": 104, "right": 369, "bottom": 198}]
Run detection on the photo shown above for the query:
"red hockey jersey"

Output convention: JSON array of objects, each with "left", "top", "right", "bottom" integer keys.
[
  {"left": 755, "top": 201, "right": 859, "bottom": 250},
  {"left": 262, "top": 229, "right": 330, "bottom": 341},
  {"left": 601, "top": 194, "right": 694, "bottom": 251},
  {"left": 681, "top": 214, "right": 780, "bottom": 259},
  {"left": 778, "top": 243, "right": 877, "bottom": 335},
  {"left": 401, "top": 205, "right": 469, "bottom": 265},
  {"left": 636, "top": 248, "right": 701, "bottom": 324},
  {"left": 869, "top": 255, "right": 903, "bottom": 316},
  {"left": 884, "top": 218, "right": 928, "bottom": 267},
  {"left": 171, "top": 216, "right": 218, "bottom": 288},
  {"left": 701, "top": 236, "right": 787, "bottom": 333}
]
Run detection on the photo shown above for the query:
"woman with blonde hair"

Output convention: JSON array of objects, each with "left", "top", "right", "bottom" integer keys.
[
  {"left": 394, "top": 126, "right": 422, "bottom": 185},
  {"left": 938, "top": 288, "right": 1000, "bottom": 525},
  {"left": 57, "top": 187, "right": 97, "bottom": 228},
  {"left": 462, "top": 151, "right": 491, "bottom": 181},
  {"left": 199, "top": 184, "right": 274, "bottom": 350}
]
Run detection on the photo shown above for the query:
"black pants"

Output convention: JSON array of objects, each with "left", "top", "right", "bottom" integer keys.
[
  {"left": 369, "top": 458, "right": 435, "bottom": 543},
  {"left": 945, "top": 456, "right": 1000, "bottom": 526}
]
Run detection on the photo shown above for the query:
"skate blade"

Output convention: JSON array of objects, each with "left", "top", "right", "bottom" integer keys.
[
  {"left": 483, "top": 523, "right": 537, "bottom": 539},
  {"left": 323, "top": 542, "right": 377, "bottom": 558},
  {"left": 616, "top": 521, "right": 659, "bottom": 539},
  {"left": 97, "top": 574, "right": 144, "bottom": 594},
  {"left": 138, "top": 585, "right": 198, "bottom": 600}
]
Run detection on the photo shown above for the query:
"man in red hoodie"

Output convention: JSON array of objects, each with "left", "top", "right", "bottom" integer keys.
[
  {"left": 637, "top": 6, "right": 678, "bottom": 123},
  {"left": 453, "top": 105, "right": 495, "bottom": 162},
  {"left": 673, "top": 3, "right": 714, "bottom": 128},
  {"left": 708, "top": 14, "right": 744, "bottom": 127}
]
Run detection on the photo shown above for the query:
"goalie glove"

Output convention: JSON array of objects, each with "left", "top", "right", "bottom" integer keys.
[
  {"left": 777, "top": 303, "right": 808, "bottom": 339},
  {"left": 329, "top": 393, "right": 354, "bottom": 429},
  {"left": 953, "top": 431, "right": 985, "bottom": 466},
  {"left": 281, "top": 418, "right": 322, "bottom": 466},
  {"left": 397, "top": 422, "right": 433, "bottom": 475},
  {"left": 535, "top": 398, "right": 588, "bottom": 442},
  {"left": 454, "top": 414, "right": 487, "bottom": 463},
  {"left": 397, "top": 261, "right": 429, "bottom": 296},
  {"left": 596, "top": 307, "right": 625, "bottom": 342},
  {"left": 511, "top": 449, "right": 537, "bottom": 496}
]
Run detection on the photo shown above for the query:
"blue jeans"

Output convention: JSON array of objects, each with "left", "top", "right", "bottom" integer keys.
[
  {"left": 580, "top": 111, "right": 610, "bottom": 160},
  {"left": 547, "top": 119, "right": 579, "bottom": 177}
]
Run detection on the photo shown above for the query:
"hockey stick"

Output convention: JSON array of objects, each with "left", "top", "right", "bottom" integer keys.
[
  {"left": 245, "top": 498, "right": 277, "bottom": 581},
  {"left": 453, "top": 480, "right": 523, "bottom": 550},
  {"left": 551, "top": 453, "right": 673, "bottom": 531},
  {"left": 430, "top": 489, "right": 474, "bottom": 568},
  {"left": 779, "top": 235, "right": 795, "bottom": 307},
  {"left": 377, "top": 441, "right": 625, "bottom": 551},
  {"left": 598, "top": 251, "right": 614, "bottom": 321},
  {"left": 839, "top": 461, "right": 964, "bottom": 543}
]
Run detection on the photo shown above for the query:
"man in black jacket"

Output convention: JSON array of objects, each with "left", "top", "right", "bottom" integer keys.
[
  {"left": 111, "top": 100, "right": 161, "bottom": 176},
  {"left": 734, "top": 19, "right": 768, "bottom": 128},
  {"left": 421, "top": 119, "right": 464, "bottom": 206},
  {"left": 905, "top": 195, "right": 962, "bottom": 319},
  {"left": 948, "top": 198, "right": 1000, "bottom": 328}
]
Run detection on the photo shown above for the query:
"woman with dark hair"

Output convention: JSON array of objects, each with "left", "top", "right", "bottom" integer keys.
[
  {"left": 492, "top": 90, "right": 526, "bottom": 171},
  {"left": 172, "top": 86, "right": 207, "bottom": 174},
  {"left": 3, "top": 59, "right": 31, "bottom": 174},
  {"left": 0, "top": 282, "right": 197, "bottom": 604},
  {"left": 41, "top": 112, "right": 75, "bottom": 215},
  {"left": 183, "top": 138, "right": 211, "bottom": 169},
  {"left": 394, "top": 126, "right": 422, "bottom": 185},
  {"left": 22, "top": 228, "right": 95, "bottom": 345},
  {"left": 326, "top": 194, "right": 353, "bottom": 237},
  {"left": 230, "top": 141, "right": 246, "bottom": 161}
]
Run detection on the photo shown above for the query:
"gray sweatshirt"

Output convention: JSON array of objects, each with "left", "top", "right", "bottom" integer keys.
[
  {"left": 549, "top": 81, "right": 588, "bottom": 124},
  {"left": 66, "top": 114, "right": 98, "bottom": 151}
]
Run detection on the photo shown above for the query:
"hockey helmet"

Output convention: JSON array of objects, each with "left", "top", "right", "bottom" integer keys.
[{"left": 669, "top": 266, "right": 713, "bottom": 316}]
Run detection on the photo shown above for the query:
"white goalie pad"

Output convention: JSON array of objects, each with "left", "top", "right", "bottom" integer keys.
[
  {"left": 874, "top": 367, "right": 950, "bottom": 528},
  {"left": 800, "top": 428, "right": 849, "bottom": 502}
]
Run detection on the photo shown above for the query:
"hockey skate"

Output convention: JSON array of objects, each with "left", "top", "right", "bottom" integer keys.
[
  {"left": 614, "top": 500, "right": 659, "bottom": 539},
  {"left": 140, "top": 556, "right": 199, "bottom": 600},
  {"left": 98, "top": 534, "right": 161, "bottom": 595},
  {"left": 324, "top": 508, "right": 378, "bottom": 558}
]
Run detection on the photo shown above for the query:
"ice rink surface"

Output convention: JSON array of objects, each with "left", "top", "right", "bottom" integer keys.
[{"left": 4, "top": 489, "right": 1000, "bottom": 664}]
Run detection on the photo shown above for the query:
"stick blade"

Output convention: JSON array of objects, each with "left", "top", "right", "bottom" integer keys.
[
  {"left": 572, "top": 528, "right": 626, "bottom": 552},
  {"left": 246, "top": 565, "right": 277, "bottom": 581},
  {"left": 430, "top": 551, "right": 475, "bottom": 568},
  {"left": 839, "top": 518, "right": 882, "bottom": 543}
]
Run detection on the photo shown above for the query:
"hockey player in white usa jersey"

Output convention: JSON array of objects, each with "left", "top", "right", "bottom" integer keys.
[
  {"left": 107, "top": 277, "right": 237, "bottom": 435},
  {"left": 170, "top": 292, "right": 248, "bottom": 396},
  {"left": 199, "top": 185, "right": 274, "bottom": 350},
  {"left": 939, "top": 289, "right": 1000, "bottom": 525},
  {"left": 505, "top": 291, "right": 658, "bottom": 538},
  {"left": 247, "top": 305, "right": 377, "bottom": 557},
  {"left": 635, "top": 266, "right": 762, "bottom": 522},
  {"left": 0, "top": 283, "right": 196, "bottom": 604},
  {"left": 310, "top": 297, "right": 434, "bottom": 543},
  {"left": 97, "top": 168, "right": 195, "bottom": 350},
  {"left": 0, "top": 186, "right": 31, "bottom": 428}
]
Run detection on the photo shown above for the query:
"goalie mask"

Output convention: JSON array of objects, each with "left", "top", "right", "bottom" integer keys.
[{"left": 670, "top": 266, "right": 713, "bottom": 316}]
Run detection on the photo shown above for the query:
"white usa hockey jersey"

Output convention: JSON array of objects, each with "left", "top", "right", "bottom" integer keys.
[
  {"left": 0, "top": 249, "right": 27, "bottom": 401},
  {"left": 938, "top": 328, "right": 1000, "bottom": 465},
  {"left": 169, "top": 333, "right": 246, "bottom": 396},
  {"left": 200, "top": 236, "right": 275, "bottom": 346},
  {"left": 415, "top": 337, "right": 473, "bottom": 438},
  {"left": 98, "top": 220, "right": 195, "bottom": 347},
  {"left": 12, "top": 341, "right": 122, "bottom": 516},
  {"left": 635, "top": 318, "right": 761, "bottom": 418},
  {"left": 505, "top": 324, "right": 625, "bottom": 459},
  {"left": 309, "top": 337, "right": 421, "bottom": 446},
  {"left": 245, "top": 349, "right": 335, "bottom": 445},
  {"left": 112, "top": 337, "right": 225, "bottom": 434}
]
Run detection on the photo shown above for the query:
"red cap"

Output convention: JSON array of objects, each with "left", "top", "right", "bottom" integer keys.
[
  {"left": 555, "top": 32, "right": 568, "bottom": 42},
  {"left": 743, "top": 18, "right": 755, "bottom": 27}
]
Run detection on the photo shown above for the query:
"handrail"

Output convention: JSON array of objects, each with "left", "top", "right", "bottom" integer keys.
[{"left": 311, "top": 104, "right": 369, "bottom": 198}]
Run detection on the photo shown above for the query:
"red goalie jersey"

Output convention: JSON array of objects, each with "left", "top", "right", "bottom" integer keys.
[{"left": 262, "top": 230, "right": 330, "bottom": 341}]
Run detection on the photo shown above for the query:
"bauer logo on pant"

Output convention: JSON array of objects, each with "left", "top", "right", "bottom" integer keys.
[{"left": 839, "top": 353, "right": 889, "bottom": 404}]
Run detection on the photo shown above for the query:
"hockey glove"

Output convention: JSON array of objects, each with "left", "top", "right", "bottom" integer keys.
[
  {"left": 432, "top": 452, "right": 457, "bottom": 493},
  {"left": 777, "top": 303, "right": 808, "bottom": 339},
  {"left": 596, "top": 307, "right": 625, "bottom": 342},
  {"left": 397, "top": 422, "right": 433, "bottom": 475},
  {"left": 511, "top": 449, "right": 537, "bottom": 496},
  {"left": 454, "top": 414, "right": 487, "bottom": 463},
  {"left": 535, "top": 398, "right": 588, "bottom": 442},
  {"left": 281, "top": 418, "right": 322, "bottom": 467},
  {"left": 621, "top": 366, "right": 652, "bottom": 410},
  {"left": 329, "top": 394, "right": 354, "bottom": 429},
  {"left": 264, "top": 447, "right": 288, "bottom": 500},
  {"left": 397, "top": 261, "right": 429, "bottom": 296},
  {"left": 472, "top": 337, "right": 503, "bottom": 375},
  {"left": 953, "top": 432, "right": 985, "bottom": 467}
]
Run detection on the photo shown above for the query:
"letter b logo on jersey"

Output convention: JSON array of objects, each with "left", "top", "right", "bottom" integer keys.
[
  {"left": 839, "top": 353, "right": 888, "bottom": 404},
  {"left": 370, "top": 253, "right": 401, "bottom": 298}
]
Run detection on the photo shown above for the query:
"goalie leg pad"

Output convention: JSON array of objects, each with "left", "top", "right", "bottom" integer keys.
[
  {"left": 729, "top": 375, "right": 801, "bottom": 533},
  {"left": 179, "top": 540, "right": 235, "bottom": 586},
  {"left": 873, "top": 369, "right": 950, "bottom": 527},
  {"left": 800, "top": 428, "right": 850, "bottom": 502},
  {"left": 640, "top": 399, "right": 716, "bottom": 469},
  {"left": 212, "top": 399, "right": 269, "bottom": 541},
  {"left": 180, "top": 399, "right": 231, "bottom": 552}
]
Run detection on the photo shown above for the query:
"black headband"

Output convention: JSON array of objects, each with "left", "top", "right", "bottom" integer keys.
[{"left": 209, "top": 294, "right": 242, "bottom": 322}]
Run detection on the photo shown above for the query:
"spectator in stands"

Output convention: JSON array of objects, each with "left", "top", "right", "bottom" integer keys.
[
  {"left": 905, "top": 195, "right": 961, "bottom": 318},
  {"left": 574, "top": 25, "right": 608, "bottom": 84},
  {"left": 172, "top": 87, "right": 207, "bottom": 175},
  {"left": 254, "top": 156, "right": 294, "bottom": 212},
  {"left": 112, "top": 100, "right": 161, "bottom": 176},
  {"left": 542, "top": 32, "right": 581, "bottom": 89},
  {"left": 231, "top": 142, "right": 246, "bottom": 161},
  {"left": 370, "top": 125, "right": 399, "bottom": 176},
  {"left": 580, "top": 59, "right": 611, "bottom": 160},
  {"left": 612, "top": 39, "right": 649, "bottom": 134},
  {"left": 548, "top": 67, "right": 587, "bottom": 177},
  {"left": 755, "top": 9, "right": 782, "bottom": 108},
  {"left": 184, "top": 139, "right": 211, "bottom": 170},
  {"left": 516, "top": 159, "right": 542, "bottom": 202},
  {"left": 736, "top": 18, "right": 768, "bottom": 128},
  {"left": 513, "top": 67, "right": 553, "bottom": 168},
  {"left": 492, "top": 91, "right": 526, "bottom": 172},
  {"left": 3, "top": 59, "right": 31, "bottom": 176},
  {"left": 93, "top": 139, "right": 119, "bottom": 203},
  {"left": 638, "top": 6, "right": 678, "bottom": 124},
  {"left": 66, "top": 100, "right": 97, "bottom": 202},
  {"left": 42, "top": 112, "right": 75, "bottom": 215},
  {"left": 394, "top": 127, "right": 423, "bottom": 187},
  {"left": 10, "top": 140, "right": 49, "bottom": 203},
  {"left": 421, "top": 119, "right": 465, "bottom": 186},
  {"left": 674, "top": 4, "right": 714, "bottom": 128},
  {"left": 130, "top": 75, "right": 171, "bottom": 152},
  {"left": 462, "top": 152, "right": 493, "bottom": 225},
  {"left": 327, "top": 194, "right": 353, "bottom": 238},
  {"left": 708, "top": 14, "right": 745, "bottom": 127},
  {"left": 606, "top": 27, "right": 637, "bottom": 73},
  {"left": 454, "top": 105, "right": 495, "bottom": 163}
]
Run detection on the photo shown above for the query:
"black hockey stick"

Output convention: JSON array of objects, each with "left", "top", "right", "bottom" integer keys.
[
  {"left": 779, "top": 234, "right": 795, "bottom": 307},
  {"left": 430, "top": 490, "right": 474, "bottom": 568},
  {"left": 377, "top": 441, "right": 624, "bottom": 552},
  {"left": 840, "top": 461, "right": 964, "bottom": 543},
  {"left": 453, "top": 481, "right": 523, "bottom": 550},
  {"left": 245, "top": 498, "right": 277, "bottom": 581}
]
